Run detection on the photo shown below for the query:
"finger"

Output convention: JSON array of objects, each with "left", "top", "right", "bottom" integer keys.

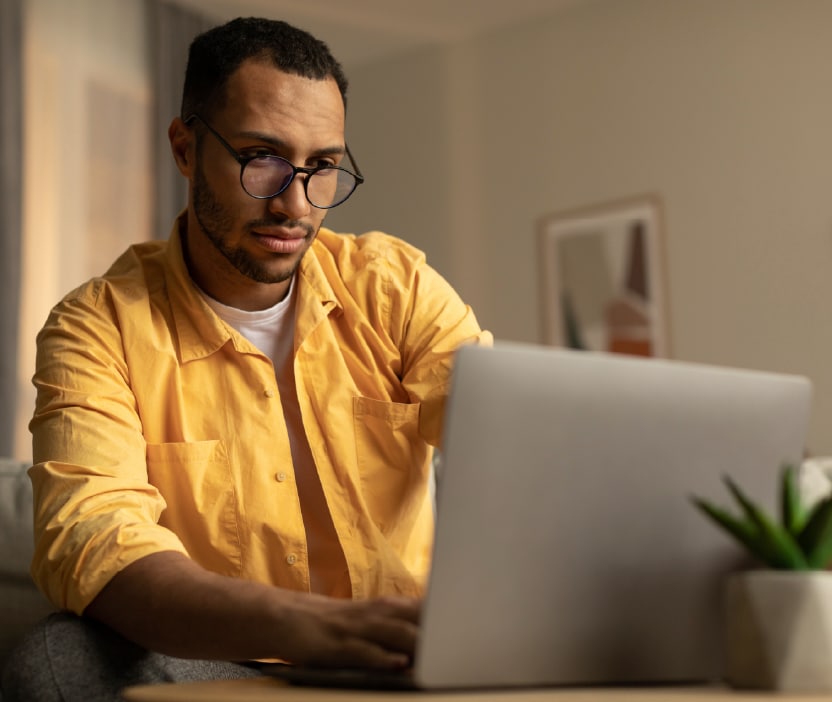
[
  {"left": 357, "top": 615, "right": 419, "bottom": 656},
  {"left": 300, "top": 634, "right": 411, "bottom": 670},
  {"left": 372, "top": 595, "right": 422, "bottom": 625},
  {"left": 333, "top": 637, "right": 412, "bottom": 670}
]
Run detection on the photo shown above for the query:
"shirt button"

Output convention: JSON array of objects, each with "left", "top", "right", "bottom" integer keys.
[
  {"left": 275, "top": 471, "right": 287, "bottom": 482},
  {"left": 286, "top": 554, "right": 297, "bottom": 565},
  {"left": 264, "top": 389, "right": 275, "bottom": 398}
]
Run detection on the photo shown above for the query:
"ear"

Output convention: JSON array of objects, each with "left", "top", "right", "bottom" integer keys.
[{"left": 168, "top": 117, "right": 195, "bottom": 177}]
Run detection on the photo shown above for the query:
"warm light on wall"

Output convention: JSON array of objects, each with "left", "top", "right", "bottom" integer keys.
[{"left": 15, "top": 0, "right": 153, "bottom": 459}]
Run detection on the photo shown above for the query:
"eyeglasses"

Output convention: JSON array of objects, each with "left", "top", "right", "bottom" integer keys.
[{"left": 185, "top": 113, "right": 364, "bottom": 209}]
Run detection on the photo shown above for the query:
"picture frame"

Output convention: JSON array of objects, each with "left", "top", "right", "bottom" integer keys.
[{"left": 538, "top": 194, "right": 670, "bottom": 358}]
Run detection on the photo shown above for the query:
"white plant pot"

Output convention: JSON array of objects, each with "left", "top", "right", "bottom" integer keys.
[{"left": 724, "top": 570, "right": 832, "bottom": 691}]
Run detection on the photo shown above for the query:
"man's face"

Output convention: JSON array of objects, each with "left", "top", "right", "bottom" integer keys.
[{"left": 184, "top": 60, "right": 346, "bottom": 309}]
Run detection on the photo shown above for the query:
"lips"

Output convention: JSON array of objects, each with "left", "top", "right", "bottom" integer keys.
[{"left": 251, "top": 229, "right": 308, "bottom": 254}]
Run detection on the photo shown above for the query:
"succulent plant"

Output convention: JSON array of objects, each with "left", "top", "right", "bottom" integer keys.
[{"left": 691, "top": 465, "right": 832, "bottom": 570}]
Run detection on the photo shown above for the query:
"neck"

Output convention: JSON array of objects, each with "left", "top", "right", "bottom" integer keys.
[{"left": 180, "top": 216, "right": 293, "bottom": 311}]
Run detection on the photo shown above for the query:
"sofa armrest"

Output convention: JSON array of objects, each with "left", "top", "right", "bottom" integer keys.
[
  {"left": 0, "top": 459, "right": 55, "bottom": 666},
  {"left": 0, "top": 459, "right": 37, "bottom": 578}
]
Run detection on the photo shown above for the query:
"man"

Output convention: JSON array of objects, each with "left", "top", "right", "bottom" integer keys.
[{"left": 2, "top": 16, "right": 489, "bottom": 701}]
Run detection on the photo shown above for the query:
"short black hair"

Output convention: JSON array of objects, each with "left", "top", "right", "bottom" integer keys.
[{"left": 180, "top": 17, "right": 348, "bottom": 119}]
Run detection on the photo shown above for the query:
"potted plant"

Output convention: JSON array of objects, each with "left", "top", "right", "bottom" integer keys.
[{"left": 692, "top": 465, "right": 832, "bottom": 691}]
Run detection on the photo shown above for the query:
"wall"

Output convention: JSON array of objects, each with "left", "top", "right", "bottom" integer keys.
[
  {"left": 334, "top": 0, "right": 832, "bottom": 454},
  {"left": 15, "top": 0, "right": 152, "bottom": 459},
  {"left": 16, "top": 0, "right": 832, "bottom": 456}
]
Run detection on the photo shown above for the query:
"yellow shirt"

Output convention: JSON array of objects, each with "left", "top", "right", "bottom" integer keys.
[{"left": 29, "top": 220, "right": 491, "bottom": 614}]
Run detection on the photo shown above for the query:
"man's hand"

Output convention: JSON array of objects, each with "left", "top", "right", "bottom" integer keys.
[
  {"left": 276, "top": 592, "right": 420, "bottom": 669},
  {"left": 85, "top": 551, "right": 421, "bottom": 667}
]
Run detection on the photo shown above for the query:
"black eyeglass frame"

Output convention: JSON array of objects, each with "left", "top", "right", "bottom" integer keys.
[{"left": 184, "top": 113, "right": 365, "bottom": 209}]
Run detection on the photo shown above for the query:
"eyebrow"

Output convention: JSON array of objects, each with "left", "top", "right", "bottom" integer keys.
[{"left": 236, "top": 129, "right": 346, "bottom": 159}]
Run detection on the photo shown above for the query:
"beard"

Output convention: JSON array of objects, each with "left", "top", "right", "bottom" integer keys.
[{"left": 192, "top": 158, "right": 315, "bottom": 285}]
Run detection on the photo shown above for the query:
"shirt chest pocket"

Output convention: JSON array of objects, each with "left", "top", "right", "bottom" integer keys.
[
  {"left": 353, "top": 397, "right": 430, "bottom": 533},
  {"left": 145, "top": 440, "right": 242, "bottom": 576}
]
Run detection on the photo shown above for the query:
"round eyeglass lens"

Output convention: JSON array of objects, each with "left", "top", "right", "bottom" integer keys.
[
  {"left": 307, "top": 168, "right": 357, "bottom": 208},
  {"left": 242, "top": 157, "right": 293, "bottom": 198}
]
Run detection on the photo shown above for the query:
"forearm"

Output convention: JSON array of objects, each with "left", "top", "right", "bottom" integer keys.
[
  {"left": 84, "top": 550, "right": 290, "bottom": 660},
  {"left": 84, "top": 550, "right": 420, "bottom": 667}
]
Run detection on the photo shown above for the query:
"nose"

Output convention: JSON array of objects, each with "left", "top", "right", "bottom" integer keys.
[{"left": 267, "top": 174, "right": 312, "bottom": 220}]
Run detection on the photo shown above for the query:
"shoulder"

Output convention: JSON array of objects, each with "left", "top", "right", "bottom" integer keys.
[
  {"left": 50, "top": 240, "right": 168, "bottom": 317},
  {"left": 37, "top": 241, "right": 173, "bottom": 372},
  {"left": 311, "top": 228, "right": 427, "bottom": 281}
]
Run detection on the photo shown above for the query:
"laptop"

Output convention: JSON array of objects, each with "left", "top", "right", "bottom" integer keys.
[{"left": 267, "top": 342, "right": 812, "bottom": 690}]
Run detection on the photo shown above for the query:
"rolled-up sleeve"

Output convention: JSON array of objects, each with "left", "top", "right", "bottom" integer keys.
[{"left": 29, "top": 281, "right": 188, "bottom": 614}]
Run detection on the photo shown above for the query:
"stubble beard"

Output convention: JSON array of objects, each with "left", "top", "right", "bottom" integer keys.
[{"left": 192, "top": 159, "right": 316, "bottom": 285}]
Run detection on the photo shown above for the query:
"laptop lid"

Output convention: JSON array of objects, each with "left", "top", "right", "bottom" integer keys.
[{"left": 413, "top": 342, "right": 811, "bottom": 689}]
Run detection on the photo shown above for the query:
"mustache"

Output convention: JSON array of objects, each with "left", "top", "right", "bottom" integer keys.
[{"left": 248, "top": 217, "right": 315, "bottom": 238}]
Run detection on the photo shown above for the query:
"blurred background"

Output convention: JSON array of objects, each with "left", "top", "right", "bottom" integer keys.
[{"left": 4, "top": 0, "right": 832, "bottom": 459}]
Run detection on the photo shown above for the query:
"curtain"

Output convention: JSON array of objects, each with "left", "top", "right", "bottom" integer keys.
[
  {"left": 0, "top": 0, "right": 23, "bottom": 457},
  {"left": 146, "top": 0, "right": 213, "bottom": 239}
]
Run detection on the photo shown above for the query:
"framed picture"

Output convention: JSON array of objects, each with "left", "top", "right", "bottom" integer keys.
[{"left": 538, "top": 194, "right": 670, "bottom": 358}]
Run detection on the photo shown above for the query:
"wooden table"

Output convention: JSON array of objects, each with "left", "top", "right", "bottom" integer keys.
[{"left": 122, "top": 677, "right": 832, "bottom": 702}]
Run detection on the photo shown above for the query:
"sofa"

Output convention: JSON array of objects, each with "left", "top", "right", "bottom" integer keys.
[{"left": 0, "top": 458, "right": 55, "bottom": 667}]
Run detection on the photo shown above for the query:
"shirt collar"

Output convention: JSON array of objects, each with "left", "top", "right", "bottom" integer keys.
[{"left": 163, "top": 214, "right": 341, "bottom": 363}]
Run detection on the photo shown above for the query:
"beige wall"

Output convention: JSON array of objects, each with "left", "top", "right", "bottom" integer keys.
[
  {"left": 329, "top": 0, "right": 832, "bottom": 454},
  {"left": 16, "top": 0, "right": 832, "bottom": 456},
  {"left": 15, "top": 0, "right": 151, "bottom": 459}
]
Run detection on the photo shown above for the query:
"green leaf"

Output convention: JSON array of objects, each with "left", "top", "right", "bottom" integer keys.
[
  {"left": 724, "top": 476, "right": 809, "bottom": 570},
  {"left": 797, "top": 495, "right": 832, "bottom": 568},
  {"left": 690, "top": 496, "right": 767, "bottom": 561},
  {"left": 781, "top": 464, "right": 808, "bottom": 536}
]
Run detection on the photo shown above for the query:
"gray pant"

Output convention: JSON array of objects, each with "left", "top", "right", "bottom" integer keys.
[{"left": 1, "top": 612, "right": 263, "bottom": 702}]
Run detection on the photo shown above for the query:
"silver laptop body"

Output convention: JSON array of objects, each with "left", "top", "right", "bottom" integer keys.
[{"left": 413, "top": 342, "right": 811, "bottom": 689}]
